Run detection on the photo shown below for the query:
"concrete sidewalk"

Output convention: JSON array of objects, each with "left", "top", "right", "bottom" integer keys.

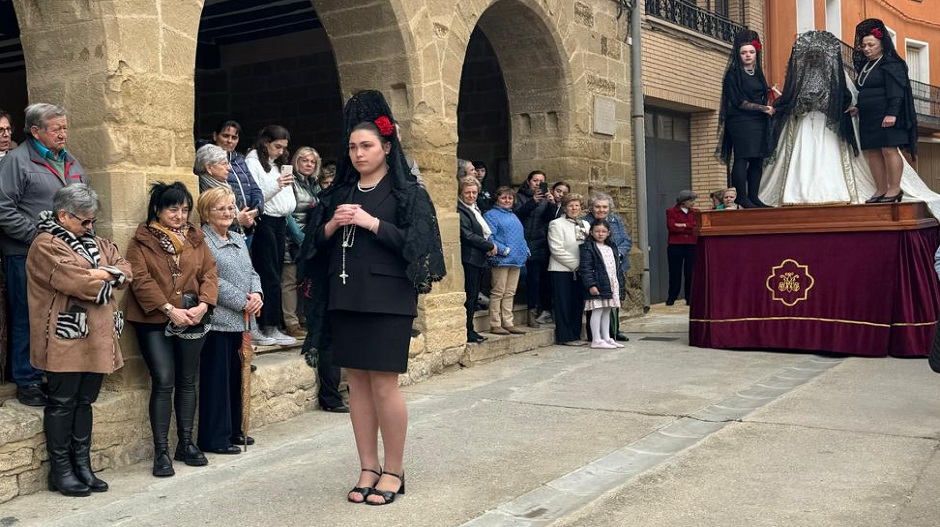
[{"left": 3, "top": 329, "right": 940, "bottom": 526}]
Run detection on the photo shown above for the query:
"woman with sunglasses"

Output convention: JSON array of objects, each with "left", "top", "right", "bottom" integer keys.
[{"left": 27, "top": 184, "right": 132, "bottom": 496}]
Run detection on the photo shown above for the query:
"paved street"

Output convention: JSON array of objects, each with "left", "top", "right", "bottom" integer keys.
[{"left": 3, "top": 324, "right": 940, "bottom": 526}]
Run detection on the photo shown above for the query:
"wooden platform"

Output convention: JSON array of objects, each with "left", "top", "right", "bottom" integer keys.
[{"left": 697, "top": 202, "right": 938, "bottom": 236}]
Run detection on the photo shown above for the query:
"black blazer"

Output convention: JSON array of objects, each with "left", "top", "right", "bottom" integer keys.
[
  {"left": 578, "top": 241, "right": 626, "bottom": 301},
  {"left": 458, "top": 202, "right": 495, "bottom": 268},
  {"left": 319, "top": 178, "right": 417, "bottom": 317}
]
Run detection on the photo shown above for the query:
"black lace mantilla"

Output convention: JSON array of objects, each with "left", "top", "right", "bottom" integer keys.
[{"left": 768, "top": 31, "right": 857, "bottom": 163}]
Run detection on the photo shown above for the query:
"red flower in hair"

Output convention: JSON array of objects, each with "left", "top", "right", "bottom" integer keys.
[
  {"left": 870, "top": 27, "right": 883, "bottom": 39},
  {"left": 751, "top": 39, "right": 762, "bottom": 52},
  {"left": 374, "top": 116, "right": 395, "bottom": 137}
]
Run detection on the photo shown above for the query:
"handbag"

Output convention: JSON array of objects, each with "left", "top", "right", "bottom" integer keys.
[{"left": 165, "top": 292, "right": 211, "bottom": 339}]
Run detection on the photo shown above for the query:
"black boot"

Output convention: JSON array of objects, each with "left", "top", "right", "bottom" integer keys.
[
  {"left": 153, "top": 444, "right": 175, "bottom": 477},
  {"left": 72, "top": 374, "right": 107, "bottom": 492},
  {"left": 173, "top": 396, "right": 209, "bottom": 467},
  {"left": 174, "top": 437, "right": 208, "bottom": 466},
  {"left": 45, "top": 399, "right": 91, "bottom": 497}
]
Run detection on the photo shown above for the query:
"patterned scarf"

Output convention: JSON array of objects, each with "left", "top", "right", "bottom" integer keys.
[
  {"left": 37, "top": 211, "right": 127, "bottom": 305},
  {"left": 147, "top": 222, "right": 188, "bottom": 278}
]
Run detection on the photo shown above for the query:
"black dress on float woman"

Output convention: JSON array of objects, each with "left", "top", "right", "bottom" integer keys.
[
  {"left": 853, "top": 19, "right": 918, "bottom": 156},
  {"left": 717, "top": 30, "right": 773, "bottom": 208}
]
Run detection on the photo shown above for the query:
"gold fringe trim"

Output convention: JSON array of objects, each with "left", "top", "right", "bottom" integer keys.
[{"left": 690, "top": 316, "right": 937, "bottom": 328}]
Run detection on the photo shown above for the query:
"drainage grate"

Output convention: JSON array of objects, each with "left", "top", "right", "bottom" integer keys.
[{"left": 640, "top": 336, "right": 680, "bottom": 342}]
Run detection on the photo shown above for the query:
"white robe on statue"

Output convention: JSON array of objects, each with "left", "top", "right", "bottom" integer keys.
[{"left": 759, "top": 73, "right": 940, "bottom": 218}]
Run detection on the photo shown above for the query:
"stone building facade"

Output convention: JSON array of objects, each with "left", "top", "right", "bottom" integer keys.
[{"left": 0, "top": 0, "right": 644, "bottom": 502}]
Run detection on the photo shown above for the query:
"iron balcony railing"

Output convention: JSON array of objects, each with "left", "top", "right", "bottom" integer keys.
[
  {"left": 644, "top": 0, "right": 745, "bottom": 44},
  {"left": 840, "top": 39, "right": 940, "bottom": 129}
]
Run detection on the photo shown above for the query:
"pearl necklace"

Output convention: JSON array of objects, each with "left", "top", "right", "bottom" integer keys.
[
  {"left": 857, "top": 55, "right": 883, "bottom": 87},
  {"left": 743, "top": 67, "right": 756, "bottom": 76},
  {"left": 357, "top": 181, "right": 379, "bottom": 193},
  {"left": 339, "top": 224, "right": 356, "bottom": 285}
]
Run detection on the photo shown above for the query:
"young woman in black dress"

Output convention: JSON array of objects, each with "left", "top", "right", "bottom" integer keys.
[
  {"left": 852, "top": 18, "right": 918, "bottom": 203},
  {"left": 300, "top": 91, "right": 445, "bottom": 505},
  {"left": 717, "top": 30, "right": 775, "bottom": 208}
]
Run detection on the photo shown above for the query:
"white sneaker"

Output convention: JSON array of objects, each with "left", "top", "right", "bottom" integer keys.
[
  {"left": 251, "top": 328, "right": 276, "bottom": 346},
  {"left": 535, "top": 311, "right": 553, "bottom": 324},
  {"left": 477, "top": 293, "right": 490, "bottom": 307},
  {"left": 263, "top": 327, "right": 297, "bottom": 346}
]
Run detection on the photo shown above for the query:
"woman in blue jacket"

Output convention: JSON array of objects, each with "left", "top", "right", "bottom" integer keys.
[{"left": 483, "top": 187, "right": 529, "bottom": 335}]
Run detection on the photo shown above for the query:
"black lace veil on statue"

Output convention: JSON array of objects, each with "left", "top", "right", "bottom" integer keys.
[
  {"left": 852, "top": 18, "right": 918, "bottom": 157},
  {"left": 716, "top": 29, "right": 770, "bottom": 166},
  {"left": 769, "top": 31, "right": 857, "bottom": 161}
]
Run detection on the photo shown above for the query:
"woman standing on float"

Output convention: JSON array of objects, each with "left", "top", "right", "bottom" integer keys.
[
  {"left": 299, "top": 91, "right": 445, "bottom": 505},
  {"left": 717, "top": 30, "right": 774, "bottom": 208},
  {"left": 852, "top": 18, "right": 918, "bottom": 203}
]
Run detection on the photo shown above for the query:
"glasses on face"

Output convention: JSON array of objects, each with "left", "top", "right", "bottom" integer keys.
[
  {"left": 68, "top": 212, "right": 98, "bottom": 228},
  {"left": 0, "top": 127, "right": 11, "bottom": 135},
  {"left": 212, "top": 205, "right": 237, "bottom": 213}
]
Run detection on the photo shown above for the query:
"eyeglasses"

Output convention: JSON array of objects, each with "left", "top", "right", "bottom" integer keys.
[
  {"left": 68, "top": 212, "right": 98, "bottom": 228},
  {"left": 0, "top": 127, "right": 11, "bottom": 135},
  {"left": 211, "top": 206, "right": 237, "bottom": 213}
]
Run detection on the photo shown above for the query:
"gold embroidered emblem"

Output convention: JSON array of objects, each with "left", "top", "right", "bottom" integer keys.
[{"left": 766, "top": 259, "right": 814, "bottom": 307}]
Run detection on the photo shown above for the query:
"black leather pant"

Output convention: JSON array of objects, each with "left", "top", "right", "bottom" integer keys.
[{"left": 135, "top": 324, "right": 204, "bottom": 448}]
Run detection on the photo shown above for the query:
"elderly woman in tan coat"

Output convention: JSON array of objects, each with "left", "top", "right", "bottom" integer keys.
[{"left": 27, "top": 184, "right": 132, "bottom": 497}]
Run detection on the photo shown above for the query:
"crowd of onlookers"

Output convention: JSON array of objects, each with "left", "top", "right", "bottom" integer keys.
[
  {"left": 456, "top": 161, "right": 634, "bottom": 348},
  {"left": 0, "top": 103, "right": 351, "bottom": 496}
]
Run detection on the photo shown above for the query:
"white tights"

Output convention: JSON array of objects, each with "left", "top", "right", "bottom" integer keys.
[{"left": 590, "top": 308, "right": 612, "bottom": 344}]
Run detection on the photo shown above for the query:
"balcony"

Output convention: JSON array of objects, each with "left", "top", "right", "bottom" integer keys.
[
  {"left": 840, "top": 40, "right": 940, "bottom": 131},
  {"left": 644, "top": 0, "right": 746, "bottom": 44}
]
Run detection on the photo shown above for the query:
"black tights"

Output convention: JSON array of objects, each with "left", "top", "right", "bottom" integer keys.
[
  {"left": 730, "top": 156, "right": 768, "bottom": 208},
  {"left": 135, "top": 325, "right": 204, "bottom": 448}
]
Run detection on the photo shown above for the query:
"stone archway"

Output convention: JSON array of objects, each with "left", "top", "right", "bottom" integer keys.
[
  {"left": 445, "top": 0, "right": 578, "bottom": 188},
  {"left": 473, "top": 0, "right": 572, "bottom": 185},
  {"left": 457, "top": 27, "right": 510, "bottom": 189},
  {"left": 194, "top": 1, "right": 344, "bottom": 160}
]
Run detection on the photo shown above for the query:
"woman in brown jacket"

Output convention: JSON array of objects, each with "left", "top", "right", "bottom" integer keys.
[
  {"left": 126, "top": 182, "right": 218, "bottom": 478},
  {"left": 27, "top": 184, "right": 132, "bottom": 497}
]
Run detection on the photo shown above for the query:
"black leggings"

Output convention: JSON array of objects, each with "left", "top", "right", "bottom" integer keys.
[
  {"left": 135, "top": 324, "right": 204, "bottom": 447},
  {"left": 730, "top": 156, "right": 766, "bottom": 207}
]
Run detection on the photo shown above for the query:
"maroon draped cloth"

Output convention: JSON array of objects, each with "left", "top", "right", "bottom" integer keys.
[{"left": 689, "top": 227, "right": 940, "bottom": 357}]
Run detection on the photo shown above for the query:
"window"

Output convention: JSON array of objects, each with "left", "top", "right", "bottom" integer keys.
[{"left": 825, "top": 0, "right": 841, "bottom": 41}]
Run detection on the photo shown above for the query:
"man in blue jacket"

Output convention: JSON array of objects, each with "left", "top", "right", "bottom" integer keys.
[{"left": 0, "top": 103, "right": 89, "bottom": 406}]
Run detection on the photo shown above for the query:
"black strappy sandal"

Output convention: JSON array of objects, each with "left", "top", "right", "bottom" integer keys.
[
  {"left": 347, "top": 468, "right": 381, "bottom": 503},
  {"left": 366, "top": 471, "right": 405, "bottom": 506}
]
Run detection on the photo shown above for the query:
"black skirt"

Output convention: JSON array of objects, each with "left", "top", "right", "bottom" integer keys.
[
  {"left": 727, "top": 116, "right": 769, "bottom": 159},
  {"left": 330, "top": 310, "right": 414, "bottom": 373},
  {"left": 857, "top": 67, "right": 911, "bottom": 150}
]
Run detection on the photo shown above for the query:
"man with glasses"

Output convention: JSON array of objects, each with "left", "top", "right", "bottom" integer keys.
[
  {"left": 0, "top": 103, "right": 88, "bottom": 406},
  {"left": 0, "top": 109, "right": 14, "bottom": 160}
]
